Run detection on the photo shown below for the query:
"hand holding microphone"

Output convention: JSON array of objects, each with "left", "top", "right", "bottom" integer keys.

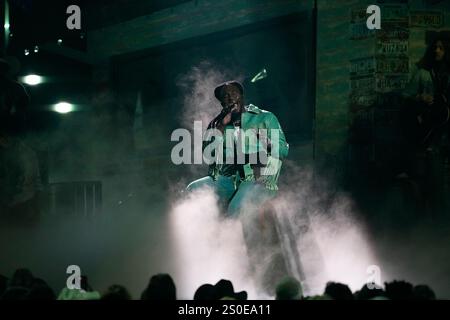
[{"left": 210, "top": 103, "right": 237, "bottom": 131}]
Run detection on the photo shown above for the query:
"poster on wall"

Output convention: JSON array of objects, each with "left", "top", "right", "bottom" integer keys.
[
  {"left": 380, "top": 4, "right": 408, "bottom": 23},
  {"left": 376, "top": 22, "right": 409, "bottom": 41},
  {"left": 376, "top": 56, "right": 409, "bottom": 74},
  {"left": 350, "top": 21, "right": 376, "bottom": 40},
  {"left": 410, "top": 11, "right": 444, "bottom": 28},
  {"left": 350, "top": 75, "right": 376, "bottom": 94},
  {"left": 350, "top": 57, "right": 376, "bottom": 77},
  {"left": 375, "top": 74, "right": 409, "bottom": 92},
  {"left": 349, "top": 92, "right": 378, "bottom": 110},
  {"left": 377, "top": 40, "right": 408, "bottom": 55}
]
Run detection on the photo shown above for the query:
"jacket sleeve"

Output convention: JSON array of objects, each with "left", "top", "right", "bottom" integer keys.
[{"left": 266, "top": 112, "right": 289, "bottom": 159}]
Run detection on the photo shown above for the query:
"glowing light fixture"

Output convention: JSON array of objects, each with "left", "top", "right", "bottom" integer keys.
[
  {"left": 22, "top": 74, "right": 43, "bottom": 86},
  {"left": 4, "top": 0, "right": 10, "bottom": 47},
  {"left": 54, "top": 102, "right": 74, "bottom": 114}
]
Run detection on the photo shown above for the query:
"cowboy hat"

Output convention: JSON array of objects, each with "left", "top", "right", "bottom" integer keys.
[{"left": 214, "top": 279, "right": 247, "bottom": 300}]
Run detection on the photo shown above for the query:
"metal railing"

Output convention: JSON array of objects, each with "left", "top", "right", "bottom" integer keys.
[{"left": 47, "top": 181, "right": 102, "bottom": 218}]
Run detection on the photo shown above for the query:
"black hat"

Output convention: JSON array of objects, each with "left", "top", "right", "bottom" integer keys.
[
  {"left": 214, "top": 80, "right": 244, "bottom": 101},
  {"left": 214, "top": 279, "right": 247, "bottom": 300},
  {"left": 194, "top": 284, "right": 218, "bottom": 300}
]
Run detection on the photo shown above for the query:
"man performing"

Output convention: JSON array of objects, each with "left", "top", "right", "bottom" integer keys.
[{"left": 186, "top": 80, "right": 290, "bottom": 294}]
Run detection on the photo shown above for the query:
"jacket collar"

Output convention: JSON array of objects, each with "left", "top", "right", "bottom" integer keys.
[{"left": 244, "top": 104, "right": 261, "bottom": 114}]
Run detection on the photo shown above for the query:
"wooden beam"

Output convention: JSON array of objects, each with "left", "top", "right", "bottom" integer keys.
[
  {"left": 40, "top": 42, "right": 96, "bottom": 65},
  {"left": 88, "top": 0, "right": 312, "bottom": 60}
]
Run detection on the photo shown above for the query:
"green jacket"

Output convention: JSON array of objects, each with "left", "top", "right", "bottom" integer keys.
[
  {"left": 206, "top": 104, "right": 289, "bottom": 190},
  {"left": 403, "top": 65, "right": 434, "bottom": 99}
]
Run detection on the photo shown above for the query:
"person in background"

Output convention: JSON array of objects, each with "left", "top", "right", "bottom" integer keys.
[
  {"left": 101, "top": 285, "right": 132, "bottom": 300},
  {"left": 57, "top": 275, "right": 101, "bottom": 300},
  {"left": 0, "top": 122, "right": 42, "bottom": 225},
  {"left": 140, "top": 273, "right": 176, "bottom": 300},
  {"left": 399, "top": 33, "right": 450, "bottom": 220}
]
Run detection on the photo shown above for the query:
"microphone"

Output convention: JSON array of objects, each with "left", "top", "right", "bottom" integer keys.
[
  {"left": 209, "top": 103, "right": 236, "bottom": 128},
  {"left": 221, "top": 103, "right": 236, "bottom": 115}
]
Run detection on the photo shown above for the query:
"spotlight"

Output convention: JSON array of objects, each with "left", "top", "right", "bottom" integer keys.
[
  {"left": 53, "top": 102, "right": 74, "bottom": 114},
  {"left": 24, "top": 49, "right": 30, "bottom": 56},
  {"left": 251, "top": 68, "right": 268, "bottom": 83},
  {"left": 34, "top": 45, "right": 39, "bottom": 53},
  {"left": 22, "top": 74, "right": 43, "bottom": 86},
  {"left": 57, "top": 39, "right": 63, "bottom": 45},
  {"left": 4, "top": 22, "right": 10, "bottom": 31}
]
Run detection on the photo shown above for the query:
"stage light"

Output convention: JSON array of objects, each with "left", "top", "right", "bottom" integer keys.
[
  {"left": 53, "top": 102, "right": 74, "bottom": 114},
  {"left": 24, "top": 49, "right": 30, "bottom": 56},
  {"left": 251, "top": 68, "right": 268, "bottom": 83},
  {"left": 4, "top": 0, "right": 10, "bottom": 47},
  {"left": 57, "top": 39, "right": 63, "bottom": 45},
  {"left": 22, "top": 74, "right": 43, "bottom": 86},
  {"left": 34, "top": 45, "right": 39, "bottom": 53}
]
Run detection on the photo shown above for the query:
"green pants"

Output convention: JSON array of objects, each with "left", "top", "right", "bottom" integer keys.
[{"left": 186, "top": 175, "right": 289, "bottom": 294}]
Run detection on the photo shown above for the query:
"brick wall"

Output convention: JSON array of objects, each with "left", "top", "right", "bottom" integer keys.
[{"left": 315, "top": 0, "right": 450, "bottom": 178}]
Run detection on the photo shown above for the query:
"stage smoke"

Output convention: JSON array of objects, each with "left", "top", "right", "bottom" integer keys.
[
  {"left": 169, "top": 161, "right": 382, "bottom": 298},
  {"left": 177, "top": 61, "right": 244, "bottom": 131},
  {"left": 272, "top": 162, "right": 380, "bottom": 295},
  {"left": 169, "top": 187, "right": 267, "bottom": 299}
]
